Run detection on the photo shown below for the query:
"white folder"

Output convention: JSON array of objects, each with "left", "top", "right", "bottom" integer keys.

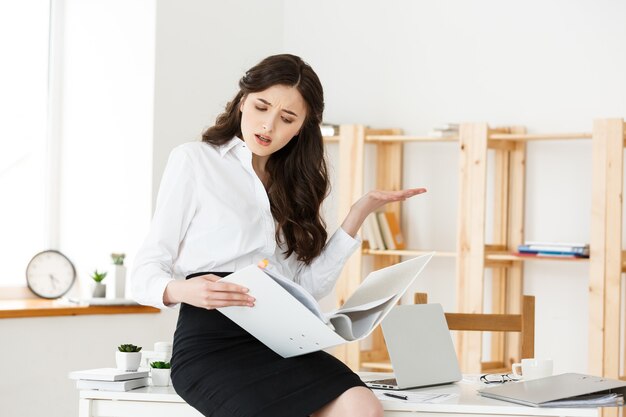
[{"left": 217, "top": 252, "right": 433, "bottom": 357}]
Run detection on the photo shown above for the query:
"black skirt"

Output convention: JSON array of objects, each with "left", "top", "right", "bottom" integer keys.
[{"left": 171, "top": 272, "right": 366, "bottom": 417}]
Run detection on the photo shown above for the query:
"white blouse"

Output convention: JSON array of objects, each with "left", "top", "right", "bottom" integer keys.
[{"left": 131, "top": 138, "right": 361, "bottom": 309}]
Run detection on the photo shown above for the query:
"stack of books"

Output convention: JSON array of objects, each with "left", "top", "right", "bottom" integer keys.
[
  {"left": 517, "top": 242, "right": 590, "bottom": 258},
  {"left": 428, "top": 123, "right": 459, "bottom": 138},
  {"left": 363, "top": 212, "right": 406, "bottom": 250},
  {"left": 68, "top": 368, "right": 149, "bottom": 392}
]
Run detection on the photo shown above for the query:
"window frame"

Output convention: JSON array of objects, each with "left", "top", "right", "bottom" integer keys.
[{"left": 2, "top": 0, "right": 62, "bottom": 298}]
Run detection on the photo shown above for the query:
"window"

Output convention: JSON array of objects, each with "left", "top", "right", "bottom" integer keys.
[{"left": 0, "top": 1, "right": 52, "bottom": 287}]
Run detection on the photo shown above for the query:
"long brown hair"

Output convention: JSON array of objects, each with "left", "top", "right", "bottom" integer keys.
[{"left": 202, "top": 54, "right": 329, "bottom": 264}]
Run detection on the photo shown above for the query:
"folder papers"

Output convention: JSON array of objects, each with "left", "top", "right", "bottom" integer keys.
[
  {"left": 478, "top": 373, "right": 626, "bottom": 407},
  {"left": 217, "top": 253, "right": 433, "bottom": 357}
]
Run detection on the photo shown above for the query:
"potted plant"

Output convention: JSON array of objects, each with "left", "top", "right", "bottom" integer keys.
[
  {"left": 150, "top": 361, "right": 171, "bottom": 386},
  {"left": 116, "top": 344, "right": 142, "bottom": 371},
  {"left": 90, "top": 270, "right": 107, "bottom": 298},
  {"left": 106, "top": 252, "right": 127, "bottom": 299}
]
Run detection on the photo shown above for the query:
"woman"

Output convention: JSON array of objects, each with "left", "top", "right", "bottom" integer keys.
[{"left": 132, "top": 54, "right": 426, "bottom": 417}]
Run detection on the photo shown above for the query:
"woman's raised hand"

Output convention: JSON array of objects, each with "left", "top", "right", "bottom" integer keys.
[
  {"left": 164, "top": 274, "right": 255, "bottom": 310},
  {"left": 341, "top": 188, "right": 427, "bottom": 237}
]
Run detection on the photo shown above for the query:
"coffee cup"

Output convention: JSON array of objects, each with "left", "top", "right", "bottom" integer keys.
[
  {"left": 512, "top": 358, "right": 553, "bottom": 380},
  {"left": 154, "top": 341, "right": 173, "bottom": 362}
]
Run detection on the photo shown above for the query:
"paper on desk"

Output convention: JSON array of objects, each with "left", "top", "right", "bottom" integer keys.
[{"left": 374, "top": 390, "right": 458, "bottom": 404}]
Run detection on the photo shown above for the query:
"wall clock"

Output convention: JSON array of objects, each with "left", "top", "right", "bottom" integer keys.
[{"left": 25, "top": 250, "right": 76, "bottom": 299}]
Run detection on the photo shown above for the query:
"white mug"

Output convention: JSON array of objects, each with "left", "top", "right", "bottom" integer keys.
[{"left": 512, "top": 358, "right": 553, "bottom": 380}]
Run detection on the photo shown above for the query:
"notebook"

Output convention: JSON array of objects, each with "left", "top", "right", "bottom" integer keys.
[
  {"left": 68, "top": 368, "right": 149, "bottom": 381},
  {"left": 478, "top": 373, "right": 626, "bottom": 407},
  {"left": 76, "top": 377, "right": 148, "bottom": 392},
  {"left": 365, "top": 303, "right": 462, "bottom": 390}
]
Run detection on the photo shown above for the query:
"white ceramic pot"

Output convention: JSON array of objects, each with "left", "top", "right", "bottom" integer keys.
[
  {"left": 116, "top": 351, "right": 142, "bottom": 371},
  {"left": 92, "top": 283, "right": 106, "bottom": 298},
  {"left": 151, "top": 368, "right": 171, "bottom": 386}
]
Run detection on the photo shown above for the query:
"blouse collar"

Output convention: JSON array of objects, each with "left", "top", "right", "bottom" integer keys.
[{"left": 219, "top": 136, "right": 246, "bottom": 158}]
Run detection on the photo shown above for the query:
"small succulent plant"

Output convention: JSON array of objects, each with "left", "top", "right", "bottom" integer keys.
[
  {"left": 150, "top": 361, "right": 171, "bottom": 369},
  {"left": 118, "top": 344, "right": 142, "bottom": 353},
  {"left": 111, "top": 253, "right": 126, "bottom": 266},
  {"left": 91, "top": 270, "right": 107, "bottom": 283}
]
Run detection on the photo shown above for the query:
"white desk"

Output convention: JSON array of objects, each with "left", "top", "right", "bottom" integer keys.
[{"left": 77, "top": 374, "right": 598, "bottom": 417}]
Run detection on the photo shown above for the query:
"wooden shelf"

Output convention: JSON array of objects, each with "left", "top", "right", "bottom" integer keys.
[
  {"left": 365, "top": 135, "right": 458, "bottom": 143},
  {"left": 488, "top": 132, "right": 592, "bottom": 141},
  {"left": 325, "top": 133, "right": 458, "bottom": 143},
  {"left": 363, "top": 248, "right": 456, "bottom": 257},
  {"left": 0, "top": 299, "right": 160, "bottom": 319},
  {"left": 328, "top": 131, "right": 594, "bottom": 143},
  {"left": 333, "top": 120, "right": 626, "bottom": 380},
  {"left": 485, "top": 251, "right": 590, "bottom": 262}
]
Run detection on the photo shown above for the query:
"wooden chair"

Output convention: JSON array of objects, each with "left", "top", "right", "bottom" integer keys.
[{"left": 360, "top": 292, "right": 535, "bottom": 373}]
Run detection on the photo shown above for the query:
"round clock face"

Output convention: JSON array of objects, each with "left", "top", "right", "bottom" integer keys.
[{"left": 26, "top": 250, "right": 76, "bottom": 299}]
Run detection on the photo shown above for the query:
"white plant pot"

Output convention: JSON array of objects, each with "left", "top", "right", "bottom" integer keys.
[
  {"left": 151, "top": 368, "right": 171, "bottom": 386},
  {"left": 116, "top": 351, "right": 142, "bottom": 371},
  {"left": 92, "top": 283, "right": 106, "bottom": 298},
  {"left": 106, "top": 265, "right": 127, "bottom": 299}
]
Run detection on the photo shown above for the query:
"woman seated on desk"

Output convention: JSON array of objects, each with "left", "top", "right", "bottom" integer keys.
[{"left": 132, "top": 54, "right": 426, "bottom": 417}]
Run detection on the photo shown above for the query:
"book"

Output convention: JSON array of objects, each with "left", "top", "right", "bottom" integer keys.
[
  {"left": 76, "top": 377, "right": 148, "bottom": 392},
  {"left": 216, "top": 253, "right": 433, "bottom": 357},
  {"left": 516, "top": 252, "right": 588, "bottom": 259},
  {"left": 363, "top": 214, "right": 380, "bottom": 250},
  {"left": 377, "top": 212, "right": 396, "bottom": 250},
  {"left": 428, "top": 123, "right": 460, "bottom": 138},
  {"left": 366, "top": 213, "right": 386, "bottom": 250},
  {"left": 518, "top": 242, "right": 589, "bottom": 257},
  {"left": 525, "top": 241, "right": 588, "bottom": 248},
  {"left": 478, "top": 373, "right": 626, "bottom": 408},
  {"left": 433, "top": 123, "right": 460, "bottom": 131},
  {"left": 427, "top": 129, "right": 458, "bottom": 138},
  {"left": 382, "top": 211, "right": 405, "bottom": 250},
  {"left": 68, "top": 368, "right": 149, "bottom": 382}
]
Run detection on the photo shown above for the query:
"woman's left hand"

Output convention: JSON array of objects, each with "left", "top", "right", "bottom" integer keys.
[{"left": 341, "top": 188, "right": 427, "bottom": 237}]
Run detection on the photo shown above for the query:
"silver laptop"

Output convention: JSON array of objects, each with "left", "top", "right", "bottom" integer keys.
[{"left": 365, "top": 303, "right": 462, "bottom": 390}]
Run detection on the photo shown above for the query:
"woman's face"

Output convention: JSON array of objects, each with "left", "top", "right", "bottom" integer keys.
[{"left": 239, "top": 84, "right": 307, "bottom": 159}]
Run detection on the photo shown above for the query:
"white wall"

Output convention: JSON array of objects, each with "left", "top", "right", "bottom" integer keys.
[
  {"left": 152, "top": 0, "right": 284, "bottom": 205},
  {"left": 0, "top": 310, "right": 179, "bottom": 417},
  {"left": 283, "top": 0, "right": 626, "bottom": 373}
]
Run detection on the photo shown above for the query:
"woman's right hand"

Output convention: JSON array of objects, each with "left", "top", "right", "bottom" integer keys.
[{"left": 163, "top": 274, "right": 255, "bottom": 309}]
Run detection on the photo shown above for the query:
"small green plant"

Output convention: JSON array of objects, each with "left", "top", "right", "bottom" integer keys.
[
  {"left": 91, "top": 270, "right": 107, "bottom": 283},
  {"left": 150, "top": 361, "right": 171, "bottom": 369},
  {"left": 118, "top": 344, "right": 142, "bottom": 353},
  {"left": 111, "top": 253, "right": 126, "bottom": 266}
]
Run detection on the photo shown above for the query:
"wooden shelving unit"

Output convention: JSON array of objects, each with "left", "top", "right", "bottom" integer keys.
[
  {"left": 329, "top": 119, "right": 625, "bottom": 380},
  {"left": 589, "top": 119, "right": 626, "bottom": 386}
]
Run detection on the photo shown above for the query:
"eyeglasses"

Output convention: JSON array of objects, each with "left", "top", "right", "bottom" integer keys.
[{"left": 480, "top": 373, "right": 522, "bottom": 384}]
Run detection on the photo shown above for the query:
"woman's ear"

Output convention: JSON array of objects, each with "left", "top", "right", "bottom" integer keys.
[{"left": 239, "top": 95, "right": 247, "bottom": 112}]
